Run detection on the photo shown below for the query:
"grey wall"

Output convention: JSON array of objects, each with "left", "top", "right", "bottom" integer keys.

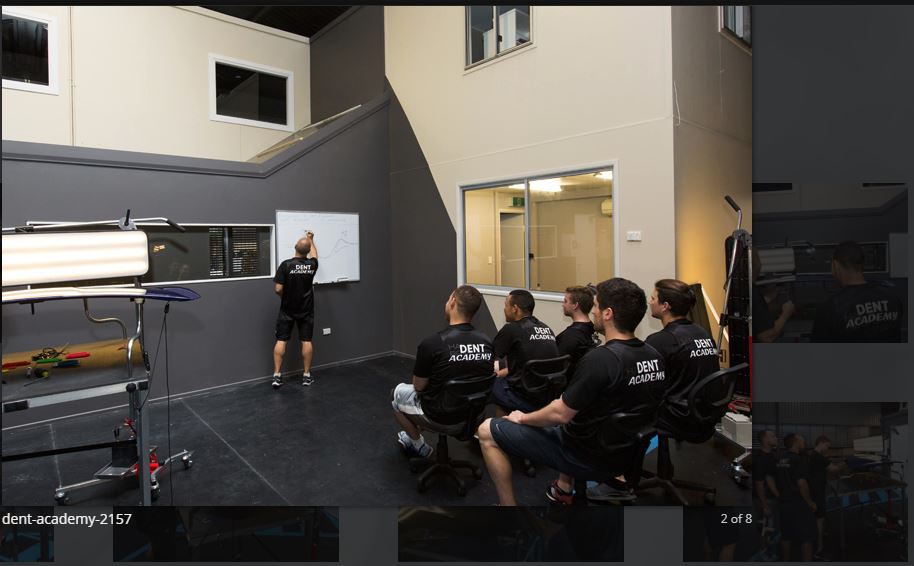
[
  {"left": 388, "top": 88, "right": 499, "bottom": 355},
  {"left": 1, "top": 99, "right": 393, "bottom": 426},
  {"left": 310, "top": 6, "right": 386, "bottom": 123}
]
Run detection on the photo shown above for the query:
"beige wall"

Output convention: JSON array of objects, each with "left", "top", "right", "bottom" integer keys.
[
  {"left": 671, "top": 6, "right": 753, "bottom": 356},
  {"left": 386, "top": 6, "right": 677, "bottom": 337},
  {"left": 1, "top": 6, "right": 310, "bottom": 161}
]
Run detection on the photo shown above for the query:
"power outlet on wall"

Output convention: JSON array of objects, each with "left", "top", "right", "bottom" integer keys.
[{"left": 323, "top": 328, "right": 331, "bottom": 336}]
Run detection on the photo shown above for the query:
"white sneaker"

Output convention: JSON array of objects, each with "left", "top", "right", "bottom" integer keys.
[{"left": 271, "top": 375, "right": 283, "bottom": 389}]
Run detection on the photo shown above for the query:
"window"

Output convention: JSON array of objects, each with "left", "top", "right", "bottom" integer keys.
[
  {"left": 462, "top": 169, "right": 615, "bottom": 294},
  {"left": 209, "top": 54, "right": 294, "bottom": 131},
  {"left": 1, "top": 8, "right": 58, "bottom": 95},
  {"left": 720, "top": 6, "right": 751, "bottom": 49},
  {"left": 28, "top": 223, "right": 274, "bottom": 286},
  {"left": 466, "top": 6, "right": 531, "bottom": 67}
]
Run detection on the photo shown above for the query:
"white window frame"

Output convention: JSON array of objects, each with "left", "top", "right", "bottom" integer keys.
[
  {"left": 464, "top": 6, "right": 534, "bottom": 71},
  {"left": 208, "top": 53, "right": 294, "bottom": 132},
  {"left": 1, "top": 7, "right": 59, "bottom": 96},
  {"left": 457, "top": 161, "right": 620, "bottom": 302},
  {"left": 26, "top": 221, "right": 276, "bottom": 287},
  {"left": 718, "top": 5, "right": 752, "bottom": 55}
]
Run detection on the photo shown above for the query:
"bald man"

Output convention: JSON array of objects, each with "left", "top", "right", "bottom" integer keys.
[{"left": 272, "top": 232, "right": 319, "bottom": 388}]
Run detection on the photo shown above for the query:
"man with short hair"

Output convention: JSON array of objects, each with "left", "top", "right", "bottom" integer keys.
[
  {"left": 753, "top": 429, "right": 781, "bottom": 559},
  {"left": 811, "top": 241, "right": 904, "bottom": 342},
  {"left": 556, "top": 285, "right": 600, "bottom": 375},
  {"left": 491, "top": 289, "right": 559, "bottom": 415},
  {"left": 807, "top": 435, "right": 841, "bottom": 559},
  {"left": 753, "top": 249, "right": 796, "bottom": 343},
  {"left": 477, "top": 278, "right": 667, "bottom": 506},
  {"left": 589, "top": 278, "right": 720, "bottom": 502},
  {"left": 272, "top": 232, "right": 319, "bottom": 388},
  {"left": 776, "top": 433, "right": 817, "bottom": 562},
  {"left": 391, "top": 285, "right": 494, "bottom": 458}
]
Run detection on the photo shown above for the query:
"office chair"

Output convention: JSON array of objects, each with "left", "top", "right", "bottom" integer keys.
[
  {"left": 517, "top": 355, "right": 571, "bottom": 477},
  {"left": 408, "top": 373, "right": 496, "bottom": 496},
  {"left": 572, "top": 407, "right": 659, "bottom": 505},
  {"left": 638, "top": 362, "right": 749, "bottom": 505}
]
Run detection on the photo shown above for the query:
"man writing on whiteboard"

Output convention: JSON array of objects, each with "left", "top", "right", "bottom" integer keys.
[{"left": 272, "top": 231, "right": 319, "bottom": 388}]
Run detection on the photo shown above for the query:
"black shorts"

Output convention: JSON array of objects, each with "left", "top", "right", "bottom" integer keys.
[
  {"left": 489, "top": 418, "right": 629, "bottom": 481},
  {"left": 491, "top": 378, "right": 539, "bottom": 413},
  {"left": 275, "top": 310, "right": 314, "bottom": 341},
  {"left": 778, "top": 500, "right": 817, "bottom": 543}
]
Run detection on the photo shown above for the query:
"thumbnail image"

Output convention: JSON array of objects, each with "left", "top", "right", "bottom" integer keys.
[
  {"left": 752, "top": 182, "right": 907, "bottom": 343},
  {"left": 112, "top": 507, "right": 338, "bottom": 562},
  {"left": 398, "top": 506, "right": 623, "bottom": 561}
]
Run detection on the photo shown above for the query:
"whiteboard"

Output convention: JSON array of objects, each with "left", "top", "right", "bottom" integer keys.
[{"left": 275, "top": 210, "right": 360, "bottom": 284}]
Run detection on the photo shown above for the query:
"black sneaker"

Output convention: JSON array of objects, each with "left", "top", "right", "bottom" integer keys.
[
  {"left": 302, "top": 376, "right": 314, "bottom": 386},
  {"left": 271, "top": 375, "right": 283, "bottom": 389},
  {"left": 586, "top": 481, "right": 636, "bottom": 502}
]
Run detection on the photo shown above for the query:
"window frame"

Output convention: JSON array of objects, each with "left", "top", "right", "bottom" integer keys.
[
  {"left": 464, "top": 6, "right": 534, "bottom": 70},
  {"left": 208, "top": 53, "right": 295, "bottom": 132},
  {"left": 25, "top": 221, "right": 276, "bottom": 287},
  {"left": 718, "top": 5, "right": 752, "bottom": 54},
  {"left": 457, "top": 162, "right": 620, "bottom": 301},
  {"left": 1, "top": 7, "right": 60, "bottom": 95}
]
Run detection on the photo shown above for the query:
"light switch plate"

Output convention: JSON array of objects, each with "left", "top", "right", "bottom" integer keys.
[{"left": 626, "top": 231, "right": 642, "bottom": 241}]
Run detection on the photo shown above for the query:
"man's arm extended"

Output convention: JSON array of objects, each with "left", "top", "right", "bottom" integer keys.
[
  {"left": 307, "top": 231, "right": 318, "bottom": 259},
  {"left": 411, "top": 375, "right": 429, "bottom": 392},
  {"left": 505, "top": 396, "right": 577, "bottom": 427},
  {"left": 756, "top": 302, "right": 795, "bottom": 343}
]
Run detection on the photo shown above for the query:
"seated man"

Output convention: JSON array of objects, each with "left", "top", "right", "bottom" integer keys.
[
  {"left": 477, "top": 278, "right": 667, "bottom": 506},
  {"left": 492, "top": 289, "right": 559, "bottom": 415},
  {"left": 391, "top": 285, "right": 494, "bottom": 457},
  {"left": 556, "top": 285, "right": 601, "bottom": 377},
  {"left": 811, "top": 240, "right": 904, "bottom": 342}
]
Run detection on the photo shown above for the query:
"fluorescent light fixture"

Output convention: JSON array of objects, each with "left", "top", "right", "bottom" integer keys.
[
  {"left": 507, "top": 180, "right": 562, "bottom": 192},
  {"left": 595, "top": 170, "right": 613, "bottom": 181},
  {"left": 2, "top": 231, "right": 149, "bottom": 287}
]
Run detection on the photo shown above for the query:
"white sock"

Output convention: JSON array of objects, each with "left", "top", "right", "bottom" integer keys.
[
  {"left": 410, "top": 435, "right": 425, "bottom": 448},
  {"left": 273, "top": 373, "right": 281, "bottom": 378},
  {"left": 303, "top": 372, "right": 311, "bottom": 378}
]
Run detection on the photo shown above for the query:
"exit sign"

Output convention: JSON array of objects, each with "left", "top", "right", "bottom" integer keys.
[{"left": 512, "top": 197, "right": 525, "bottom": 207}]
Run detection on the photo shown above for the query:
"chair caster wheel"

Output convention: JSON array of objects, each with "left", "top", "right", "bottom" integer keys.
[
  {"left": 151, "top": 482, "right": 161, "bottom": 502},
  {"left": 54, "top": 491, "right": 70, "bottom": 506},
  {"left": 182, "top": 456, "right": 193, "bottom": 470},
  {"left": 473, "top": 468, "right": 483, "bottom": 480},
  {"left": 704, "top": 492, "right": 716, "bottom": 505},
  {"left": 457, "top": 485, "right": 467, "bottom": 497}
]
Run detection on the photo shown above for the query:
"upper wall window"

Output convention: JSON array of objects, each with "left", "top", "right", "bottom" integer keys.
[
  {"left": 209, "top": 54, "right": 294, "bottom": 132},
  {"left": 462, "top": 169, "right": 615, "bottom": 294},
  {"left": 466, "top": 6, "right": 532, "bottom": 68},
  {"left": 720, "top": 6, "right": 751, "bottom": 50},
  {"left": 1, "top": 8, "right": 59, "bottom": 95}
]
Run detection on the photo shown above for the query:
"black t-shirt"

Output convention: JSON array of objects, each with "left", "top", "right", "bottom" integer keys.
[
  {"left": 752, "top": 286, "right": 776, "bottom": 338},
  {"left": 274, "top": 257, "right": 319, "bottom": 315},
  {"left": 493, "top": 316, "right": 559, "bottom": 388},
  {"left": 752, "top": 449, "right": 777, "bottom": 500},
  {"left": 413, "top": 323, "right": 494, "bottom": 424},
  {"left": 561, "top": 339, "right": 666, "bottom": 459},
  {"left": 556, "top": 321, "right": 599, "bottom": 374},
  {"left": 811, "top": 281, "right": 904, "bottom": 342},
  {"left": 645, "top": 319, "right": 721, "bottom": 403},
  {"left": 807, "top": 450, "right": 829, "bottom": 501},
  {"left": 775, "top": 451, "right": 808, "bottom": 503}
]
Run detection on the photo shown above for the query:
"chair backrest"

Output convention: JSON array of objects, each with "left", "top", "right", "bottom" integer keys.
[
  {"left": 686, "top": 362, "right": 749, "bottom": 425},
  {"left": 519, "top": 355, "right": 571, "bottom": 406},
  {"left": 440, "top": 373, "right": 497, "bottom": 438},
  {"left": 595, "top": 407, "right": 658, "bottom": 489}
]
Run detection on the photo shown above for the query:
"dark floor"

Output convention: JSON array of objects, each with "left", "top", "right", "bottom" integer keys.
[{"left": 1, "top": 355, "right": 752, "bottom": 507}]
